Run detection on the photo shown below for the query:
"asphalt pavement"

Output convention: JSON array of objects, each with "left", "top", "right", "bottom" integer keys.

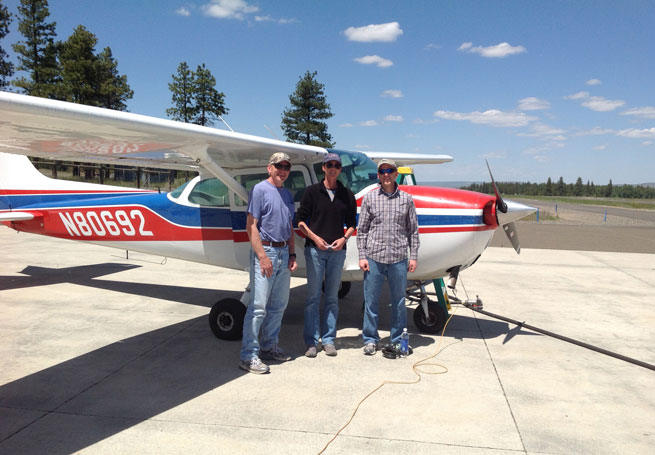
[{"left": 1, "top": 227, "right": 654, "bottom": 454}]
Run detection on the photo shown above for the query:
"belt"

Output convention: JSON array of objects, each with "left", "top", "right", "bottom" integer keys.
[{"left": 261, "top": 240, "right": 288, "bottom": 247}]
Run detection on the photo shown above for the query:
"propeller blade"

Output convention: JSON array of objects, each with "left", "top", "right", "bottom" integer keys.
[
  {"left": 486, "top": 159, "right": 507, "bottom": 213},
  {"left": 503, "top": 221, "right": 521, "bottom": 254}
]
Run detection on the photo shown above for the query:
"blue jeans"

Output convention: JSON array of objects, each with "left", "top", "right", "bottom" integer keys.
[
  {"left": 362, "top": 257, "right": 408, "bottom": 345},
  {"left": 240, "top": 246, "right": 291, "bottom": 361},
  {"left": 303, "top": 246, "right": 347, "bottom": 347}
]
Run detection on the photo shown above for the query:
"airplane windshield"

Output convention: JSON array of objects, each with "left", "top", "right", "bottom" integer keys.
[{"left": 313, "top": 150, "right": 378, "bottom": 193}]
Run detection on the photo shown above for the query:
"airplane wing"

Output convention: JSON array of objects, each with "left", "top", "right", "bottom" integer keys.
[
  {"left": 0, "top": 92, "right": 453, "bottom": 199},
  {"left": 363, "top": 151, "right": 453, "bottom": 166},
  {"left": 0, "top": 92, "right": 327, "bottom": 171}
]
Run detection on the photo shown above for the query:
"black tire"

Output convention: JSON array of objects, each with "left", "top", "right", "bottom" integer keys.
[
  {"left": 208, "top": 298, "right": 246, "bottom": 340},
  {"left": 413, "top": 299, "right": 448, "bottom": 334},
  {"left": 338, "top": 281, "right": 351, "bottom": 299}
]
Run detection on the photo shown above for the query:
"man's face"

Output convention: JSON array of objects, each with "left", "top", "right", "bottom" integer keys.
[
  {"left": 269, "top": 161, "right": 291, "bottom": 187},
  {"left": 322, "top": 160, "right": 342, "bottom": 179},
  {"left": 378, "top": 165, "right": 397, "bottom": 185}
]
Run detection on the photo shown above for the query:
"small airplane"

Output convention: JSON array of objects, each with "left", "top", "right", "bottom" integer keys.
[{"left": 0, "top": 92, "right": 535, "bottom": 339}]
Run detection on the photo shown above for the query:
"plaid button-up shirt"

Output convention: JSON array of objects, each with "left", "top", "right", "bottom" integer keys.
[{"left": 357, "top": 184, "right": 419, "bottom": 264}]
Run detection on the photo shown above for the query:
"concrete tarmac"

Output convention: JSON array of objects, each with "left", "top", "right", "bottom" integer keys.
[{"left": 1, "top": 227, "right": 654, "bottom": 454}]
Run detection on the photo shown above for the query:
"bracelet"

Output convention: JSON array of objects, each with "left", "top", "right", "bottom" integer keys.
[{"left": 289, "top": 253, "right": 296, "bottom": 258}]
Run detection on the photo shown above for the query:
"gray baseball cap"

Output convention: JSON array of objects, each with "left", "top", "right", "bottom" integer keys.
[{"left": 377, "top": 158, "right": 397, "bottom": 170}]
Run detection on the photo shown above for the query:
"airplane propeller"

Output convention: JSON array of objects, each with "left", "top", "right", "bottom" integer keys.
[{"left": 485, "top": 160, "right": 536, "bottom": 254}]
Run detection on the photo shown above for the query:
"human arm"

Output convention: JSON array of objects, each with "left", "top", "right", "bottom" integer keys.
[
  {"left": 246, "top": 213, "right": 273, "bottom": 278},
  {"left": 288, "top": 218, "right": 297, "bottom": 271}
]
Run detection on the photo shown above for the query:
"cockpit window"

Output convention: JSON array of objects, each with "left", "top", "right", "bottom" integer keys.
[
  {"left": 313, "top": 150, "right": 379, "bottom": 193},
  {"left": 169, "top": 180, "right": 190, "bottom": 199},
  {"left": 188, "top": 178, "right": 229, "bottom": 207}
]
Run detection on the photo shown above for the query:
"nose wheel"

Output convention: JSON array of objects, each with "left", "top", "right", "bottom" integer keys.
[
  {"left": 208, "top": 298, "right": 246, "bottom": 340},
  {"left": 406, "top": 280, "right": 449, "bottom": 334}
]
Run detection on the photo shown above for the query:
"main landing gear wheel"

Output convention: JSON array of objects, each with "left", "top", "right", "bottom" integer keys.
[
  {"left": 321, "top": 281, "right": 352, "bottom": 299},
  {"left": 338, "top": 281, "right": 351, "bottom": 299},
  {"left": 413, "top": 299, "right": 448, "bottom": 334},
  {"left": 208, "top": 298, "right": 245, "bottom": 340}
]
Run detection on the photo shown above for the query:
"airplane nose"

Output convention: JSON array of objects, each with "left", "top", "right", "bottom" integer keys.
[{"left": 497, "top": 199, "right": 537, "bottom": 225}]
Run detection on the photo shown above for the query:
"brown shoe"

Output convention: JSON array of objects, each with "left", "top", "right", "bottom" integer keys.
[
  {"left": 305, "top": 346, "right": 318, "bottom": 358},
  {"left": 323, "top": 344, "right": 337, "bottom": 357}
]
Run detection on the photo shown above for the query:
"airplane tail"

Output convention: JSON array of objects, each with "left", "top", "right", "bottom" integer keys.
[{"left": 0, "top": 152, "right": 146, "bottom": 212}]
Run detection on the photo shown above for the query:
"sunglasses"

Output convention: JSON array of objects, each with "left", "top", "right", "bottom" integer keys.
[
  {"left": 273, "top": 163, "right": 291, "bottom": 171},
  {"left": 325, "top": 162, "right": 341, "bottom": 169},
  {"left": 378, "top": 168, "right": 396, "bottom": 175}
]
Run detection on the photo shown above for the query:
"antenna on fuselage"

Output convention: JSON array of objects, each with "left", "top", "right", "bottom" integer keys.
[
  {"left": 264, "top": 124, "right": 280, "bottom": 140},
  {"left": 218, "top": 116, "right": 234, "bottom": 132}
]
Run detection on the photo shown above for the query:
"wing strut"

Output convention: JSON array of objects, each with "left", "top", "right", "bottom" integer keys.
[{"left": 183, "top": 144, "right": 249, "bottom": 203}]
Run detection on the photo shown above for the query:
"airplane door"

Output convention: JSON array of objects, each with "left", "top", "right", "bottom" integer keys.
[{"left": 229, "top": 165, "right": 312, "bottom": 272}]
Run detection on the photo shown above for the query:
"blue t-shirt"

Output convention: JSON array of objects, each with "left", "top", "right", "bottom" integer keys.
[{"left": 247, "top": 180, "right": 294, "bottom": 242}]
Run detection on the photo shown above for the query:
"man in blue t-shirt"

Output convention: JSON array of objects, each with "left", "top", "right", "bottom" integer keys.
[{"left": 239, "top": 152, "right": 297, "bottom": 374}]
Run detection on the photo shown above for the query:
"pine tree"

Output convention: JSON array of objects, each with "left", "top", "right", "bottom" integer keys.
[
  {"left": 0, "top": 1, "right": 13, "bottom": 88},
  {"left": 166, "top": 62, "right": 228, "bottom": 126},
  {"left": 166, "top": 62, "right": 195, "bottom": 123},
  {"left": 96, "top": 47, "right": 132, "bottom": 110},
  {"left": 11, "top": 0, "right": 60, "bottom": 97},
  {"left": 574, "top": 177, "right": 583, "bottom": 196},
  {"left": 281, "top": 71, "right": 334, "bottom": 147},
  {"left": 192, "top": 63, "right": 227, "bottom": 126}
]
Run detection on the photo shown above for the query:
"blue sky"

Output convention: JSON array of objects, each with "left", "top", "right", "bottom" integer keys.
[{"left": 3, "top": 0, "right": 654, "bottom": 184}]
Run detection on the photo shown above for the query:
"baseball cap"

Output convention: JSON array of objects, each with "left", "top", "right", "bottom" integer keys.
[
  {"left": 377, "top": 158, "right": 397, "bottom": 170},
  {"left": 269, "top": 152, "right": 291, "bottom": 165},
  {"left": 322, "top": 153, "right": 342, "bottom": 164}
]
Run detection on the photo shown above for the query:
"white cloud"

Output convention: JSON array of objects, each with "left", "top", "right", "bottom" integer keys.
[
  {"left": 381, "top": 89, "right": 403, "bottom": 98},
  {"left": 621, "top": 106, "right": 655, "bottom": 119},
  {"left": 354, "top": 55, "right": 393, "bottom": 68},
  {"left": 616, "top": 128, "right": 655, "bottom": 139},
  {"left": 433, "top": 109, "right": 536, "bottom": 127},
  {"left": 202, "top": 0, "right": 258, "bottom": 20},
  {"left": 586, "top": 79, "right": 602, "bottom": 86},
  {"left": 518, "top": 123, "right": 566, "bottom": 138},
  {"left": 424, "top": 43, "right": 441, "bottom": 51},
  {"left": 384, "top": 115, "right": 403, "bottom": 122},
  {"left": 339, "top": 123, "right": 353, "bottom": 128},
  {"left": 254, "top": 15, "right": 297, "bottom": 24},
  {"left": 458, "top": 41, "right": 526, "bottom": 58},
  {"left": 482, "top": 152, "right": 506, "bottom": 159},
  {"left": 578, "top": 127, "right": 614, "bottom": 136},
  {"left": 643, "top": 141, "right": 653, "bottom": 146},
  {"left": 565, "top": 91, "right": 590, "bottom": 100},
  {"left": 344, "top": 22, "right": 403, "bottom": 42},
  {"left": 360, "top": 120, "right": 378, "bottom": 127},
  {"left": 593, "top": 145, "right": 607, "bottom": 150},
  {"left": 582, "top": 96, "right": 625, "bottom": 112},
  {"left": 518, "top": 97, "right": 550, "bottom": 111},
  {"left": 175, "top": 7, "right": 191, "bottom": 16},
  {"left": 564, "top": 91, "right": 625, "bottom": 112}
]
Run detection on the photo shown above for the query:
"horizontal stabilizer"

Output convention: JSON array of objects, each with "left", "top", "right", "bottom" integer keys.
[{"left": 0, "top": 211, "right": 38, "bottom": 221}]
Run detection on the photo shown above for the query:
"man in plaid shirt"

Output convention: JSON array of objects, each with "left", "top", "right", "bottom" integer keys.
[{"left": 357, "top": 159, "right": 419, "bottom": 356}]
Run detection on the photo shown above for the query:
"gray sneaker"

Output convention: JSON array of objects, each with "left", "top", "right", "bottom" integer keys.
[
  {"left": 323, "top": 344, "right": 338, "bottom": 356},
  {"left": 260, "top": 345, "right": 292, "bottom": 362},
  {"left": 363, "top": 343, "right": 377, "bottom": 355},
  {"left": 238, "top": 356, "right": 270, "bottom": 374},
  {"left": 305, "top": 346, "right": 318, "bottom": 358}
]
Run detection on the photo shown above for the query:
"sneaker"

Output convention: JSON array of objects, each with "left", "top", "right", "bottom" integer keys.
[
  {"left": 323, "top": 344, "right": 338, "bottom": 357},
  {"left": 363, "top": 343, "right": 377, "bottom": 356},
  {"left": 259, "top": 345, "right": 292, "bottom": 362},
  {"left": 305, "top": 346, "right": 318, "bottom": 358},
  {"left": 238, "top": 357, "right": 270, "bottom": 374}
]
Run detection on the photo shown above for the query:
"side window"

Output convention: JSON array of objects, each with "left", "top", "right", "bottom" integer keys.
[
  {"left": 233, "top": 170, "right": 309, "bottom": 206},
  {"left": 234, "top": 173, "right": 269, "bottom": 207},
  {"left": 188, "top": 178, "right": 229, "bottom": 207},
  {"left": 285, "top": 171, "right": 307, "bottom": 202}
]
